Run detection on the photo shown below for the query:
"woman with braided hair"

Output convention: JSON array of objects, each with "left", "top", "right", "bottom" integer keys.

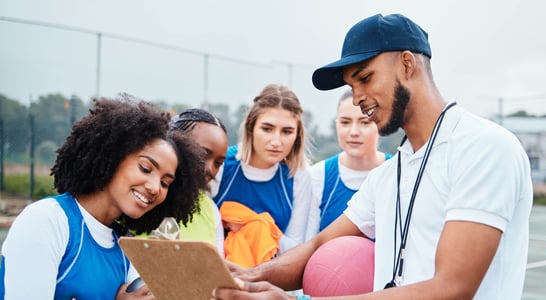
[{"left": 169, "top": 108, "right": 229, "bottom": 254}]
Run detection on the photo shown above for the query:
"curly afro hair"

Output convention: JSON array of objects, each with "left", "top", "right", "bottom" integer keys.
[{"left": 51, "top": 94, "right": 207, "bottom": 233}]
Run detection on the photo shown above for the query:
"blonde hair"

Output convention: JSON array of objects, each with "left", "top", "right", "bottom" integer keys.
[{"left": 238, "top": 84, "right": 308, "bottom": 176}]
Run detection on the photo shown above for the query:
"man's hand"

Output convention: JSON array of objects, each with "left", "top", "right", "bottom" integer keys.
[
  {"left": 224, "top": 259, "right": 264, "bottom": 282},
  {"left": 212, "top": 278, "right": 294, "bottom": 300}
]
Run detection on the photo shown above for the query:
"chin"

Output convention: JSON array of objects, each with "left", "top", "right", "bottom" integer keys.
[{"left": 345, "top": 149, "right": 365, "bottom": 158}]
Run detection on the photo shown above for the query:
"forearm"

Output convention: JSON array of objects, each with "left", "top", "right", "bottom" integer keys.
[{"left": 253, "top": 239, "right": 318, "bottom": 291}]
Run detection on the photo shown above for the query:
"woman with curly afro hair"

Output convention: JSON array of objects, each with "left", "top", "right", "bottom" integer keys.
[{"left": 0, "top": 94, "right": 207, "bottom": 299}]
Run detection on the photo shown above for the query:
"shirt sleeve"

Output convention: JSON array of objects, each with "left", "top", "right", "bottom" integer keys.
[
  {"left": 279, "top": 169, "right": 312, "bottom": 253},
  {"left": 445, "top": 123, "right": 532, "bottom": 231},
  {"left": 344, "top": 177, "right": 376, "bottom": 239},
  {"left": 305, "top": 161, "right": 325, "bottom": 241},
  {"left": 2, "top": 199, "right": 68, "bottom": 299}
]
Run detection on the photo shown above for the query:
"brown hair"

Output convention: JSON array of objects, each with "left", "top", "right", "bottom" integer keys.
[{"left": 238, "top": 84, "right": 308, "bottom": 176}]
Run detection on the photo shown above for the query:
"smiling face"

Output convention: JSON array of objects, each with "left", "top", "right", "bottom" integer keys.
[
  {"left": 336, "top": 97, "right": 379, "bottom": 158},
  {"left": 249, "top": 107, "right": 298, "bottom": 169},
  {"left": 342, "top": 52, "right": 411, "bottom": 136},
  {"left": 189, "top": 122, "right": 228, "bottom": 183},
  {"left": 104, "top": 138, "right": 178, "bottom": 219}
]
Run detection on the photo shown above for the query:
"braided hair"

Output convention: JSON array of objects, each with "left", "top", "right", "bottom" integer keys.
[{"left": 170, "top": 108, "right": 226, "bottom": 134}]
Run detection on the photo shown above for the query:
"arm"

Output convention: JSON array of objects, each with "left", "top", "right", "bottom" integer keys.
[
  {"left": 279, "top": 169, "right": 313, "bottom": 252},
  {"left": 215, "top": 220, "right": 500, "bottom": 300},
  {"left": 305, "top": 162, "right": 325, "bottom": 241},
  {"left": 234, "top": 215, "right": 364, "bottom": 291},
  {"left": 2, "top": 199, "right": 67, "bottom": 299},
  {"left": 352, "top": 221, "right": 501, "bottom": 299}
]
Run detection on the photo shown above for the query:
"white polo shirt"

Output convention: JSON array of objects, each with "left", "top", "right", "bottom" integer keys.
[{"left": 344, "top": 105, "right": 533, "bottom": 298}]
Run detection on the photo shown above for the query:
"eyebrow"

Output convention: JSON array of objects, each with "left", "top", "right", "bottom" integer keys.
[
  {"left": 140, "top": 155, "right": 176, "bottom": 179},
  {"left": 339, "top": 115, "right": 369, "bottom": 120},
  {"left": 261, "top": 122, "right": 296, "bottom": 130}
]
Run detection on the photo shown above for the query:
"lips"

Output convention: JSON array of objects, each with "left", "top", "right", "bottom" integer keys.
[
  {"left": 133, "top": 190, "right": 152, "bottom": 205},
  {"left": 361, "top": 105, "right": 377, "bottom": 118},
  {"left": 346, "top": 141, "right": 363, "bottom": 146},
  {"left": 267, "top": 150, "right": 283, "bottom": 155},
  {"left": 360, "top": 105, "right": 378, "bottom": 123}
]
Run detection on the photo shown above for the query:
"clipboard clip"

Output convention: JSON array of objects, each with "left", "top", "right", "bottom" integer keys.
[{"left": 149, "top": 217, "right": 180, "bottom": 240}]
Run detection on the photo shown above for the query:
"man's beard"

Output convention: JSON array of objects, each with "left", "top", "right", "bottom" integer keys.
[{"left": 378, "top": 80, "right": 410, "bottom": 136}]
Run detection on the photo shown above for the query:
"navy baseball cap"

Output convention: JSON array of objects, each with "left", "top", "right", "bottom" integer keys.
[{"left": 312, "top": 13, "right": 432, "bottom": 91}]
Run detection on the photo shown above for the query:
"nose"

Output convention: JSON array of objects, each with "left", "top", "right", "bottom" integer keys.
[
  {"left": 352, "top": 89, "right": 366, "bottom": 107},
  {"left": 145, "top": 177, "right": 160, "bottom": 197},
  {"left": 270, "top": 130, "right": 282, "bottom": 147},
  {"left": 349, "top": 122, "right": 361, "bottom": 136}
]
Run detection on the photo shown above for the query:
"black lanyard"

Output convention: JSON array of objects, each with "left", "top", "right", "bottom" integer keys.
[{"left": 384, "top": 102, "right": 456, "bottom": 289}]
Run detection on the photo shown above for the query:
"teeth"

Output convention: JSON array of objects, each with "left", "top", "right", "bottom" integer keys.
[
  {"left": 134, "top": 191, "right": 150, "bottom": 204},
  {"left": 365, "top": 107, "right": 376, "bottom": 117}
]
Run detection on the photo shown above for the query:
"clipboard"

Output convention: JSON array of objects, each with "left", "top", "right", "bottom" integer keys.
[{"left": 119, "top": 237, "right": 238, "bottom": 300}]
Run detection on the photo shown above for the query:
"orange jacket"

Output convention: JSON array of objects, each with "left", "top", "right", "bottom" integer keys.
[{"left": 220, "top": 201, "right": 282, "bottom": 267}]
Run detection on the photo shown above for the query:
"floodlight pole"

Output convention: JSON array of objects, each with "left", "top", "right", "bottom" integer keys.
[
  {"left": 95, "top": 32, "right": 102, "bottom": 98},
  {"left": 29, "top": 96, "right": 35, "bottom": 198},
  {"left": 498, "top": 97, "right": 504, "bottom": 126}
]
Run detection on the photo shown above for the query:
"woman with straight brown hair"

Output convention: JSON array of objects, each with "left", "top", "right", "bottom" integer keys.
[{"left": 213, "top": 84, "right": 312, "bottom": 258}]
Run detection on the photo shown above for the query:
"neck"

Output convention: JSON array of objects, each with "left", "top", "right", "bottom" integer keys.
[
  {"left": 76, "top": 192, "right": 120, "bottom": 226},
  {"left": 402, "top": 92, "right": 447, "bottom": 152},
  {"left": 339, "top": 151, "right": 385, "bottom": 171}
]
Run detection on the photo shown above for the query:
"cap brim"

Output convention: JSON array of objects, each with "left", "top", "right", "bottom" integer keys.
[{"left": 312, "top": 51, "right": 380, "bottom": 91}]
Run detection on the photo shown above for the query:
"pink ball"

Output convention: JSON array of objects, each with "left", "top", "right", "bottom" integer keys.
[{"left": 302, "top": 236, "right": 374, "bottom": 296}]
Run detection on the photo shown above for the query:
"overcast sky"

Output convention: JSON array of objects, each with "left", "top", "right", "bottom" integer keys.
[{"left": 1, "top": 0, "right": 545, "bottom": 133}]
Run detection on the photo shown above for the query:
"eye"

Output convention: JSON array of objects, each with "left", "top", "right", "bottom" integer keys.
[
  {"left": 261, "top": 126, "right": 272, "bottom": 132},
  {"left": 161, "top": 177, "right": 174, "bottom": 189},
  {"left": 282, "top": 129, "right": 295, "bottom": 135},
  {"left": 360, "top": 73, "right": 371, "bottom": 83},
  {"left": 215, "top": 159, "right": 225, "bottom": 167},
  {"left": 139, "top": 164, "right": 151, "bottom": 174}
]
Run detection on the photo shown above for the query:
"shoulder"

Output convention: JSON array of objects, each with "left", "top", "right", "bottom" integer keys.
[
  {"left": 293, "top": 168, "right": 312, "bottom": 188},
  {"left": 3, "top": 197, "right": 69, "bottom": 250},
  {"left": 450, "top": 109, "right": 525, "bottom": 155},
  {"left": 16, "top": 197, "right": 66, "bottom": 222},
  {"left": 310, "top": 160, "right": 326, "bottom": 177}
]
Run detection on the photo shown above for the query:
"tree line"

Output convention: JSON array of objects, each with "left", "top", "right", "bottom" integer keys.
[{"left": 0, "top": 92, "right": 407, "bottom": 167}]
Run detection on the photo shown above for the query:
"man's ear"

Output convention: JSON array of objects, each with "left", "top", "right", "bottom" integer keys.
[{"left": 401, "top": 51, "right": 416, "bottom": 79}]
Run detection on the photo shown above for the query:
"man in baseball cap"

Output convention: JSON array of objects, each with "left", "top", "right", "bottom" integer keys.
[
  {"left": 212, "top": 13, "right": 532, "bottom": 300},
  {"left": 312, "top": 13, "right": 431, "bottom": 91}
]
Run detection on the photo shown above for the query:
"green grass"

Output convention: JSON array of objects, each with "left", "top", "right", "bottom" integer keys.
[
  {"left": 2, "top": 173, "right": 546, "bottom": 205},
  {"left": 3, "top": 174, "right": 57, "bottom": 200},
  {"left": 534, "top": 194, "right": 546, "bottom": 206}
]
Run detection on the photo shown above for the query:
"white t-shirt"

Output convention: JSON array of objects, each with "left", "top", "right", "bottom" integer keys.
[
  {"left": 306, "top": 157, "right": 370, "bottom": 239},
  {"left": 1, "top": 198, "right": 139, "bottom": 299},
  {"left": 344, "top": 105, "right": 533, "bottom": 298},
  {"left": 214, "top": 162, "right": 312, "bottom": 253}
]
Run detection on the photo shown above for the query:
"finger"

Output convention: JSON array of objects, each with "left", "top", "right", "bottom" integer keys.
[
  {"left": 243, "top": 281, "right": 278, "bottom": 293},
  {"left": 225, "top": 260, "right": 242, "bottom": 272},
  {"left": 213, "top": 287, "right": 255, "bottom": 300},
  {"left": 234, "top": 278, "right": 246, "bottom": 290}
]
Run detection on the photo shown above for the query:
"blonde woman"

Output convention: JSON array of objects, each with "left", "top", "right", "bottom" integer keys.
[{"left": 213, "top": 84, "right": 312, "bottom": 255}]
